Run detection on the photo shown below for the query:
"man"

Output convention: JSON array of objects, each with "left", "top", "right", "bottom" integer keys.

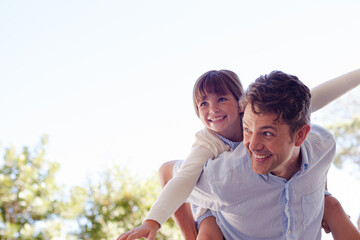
[
  {"left": 118, "top": 70, "right": 360, "bottom": 240},
  {"left": 184, "top": 70, "right": 334, "bottom": 239}
]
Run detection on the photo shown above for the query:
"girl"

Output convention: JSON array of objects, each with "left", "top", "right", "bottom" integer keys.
[{"left": 118, "top": 68, "right": 360, "bottom": 240}]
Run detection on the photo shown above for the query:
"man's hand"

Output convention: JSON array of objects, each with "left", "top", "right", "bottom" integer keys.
[{"left": 116, "top": 219, "right": 160, "bottom": 240}]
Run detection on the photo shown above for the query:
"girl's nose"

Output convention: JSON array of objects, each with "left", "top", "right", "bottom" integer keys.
[{"left": 209, "top": 103, "right": 220, "bottom": 114}]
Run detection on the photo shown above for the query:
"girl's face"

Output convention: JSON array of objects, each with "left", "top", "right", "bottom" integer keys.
[{"left": 197, "top": 92, "right": 242, "bottom": 141}]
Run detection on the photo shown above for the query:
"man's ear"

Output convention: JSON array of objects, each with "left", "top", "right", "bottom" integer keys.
[{"left": 294, "top": 124, "right": 311, "bottom": 146}]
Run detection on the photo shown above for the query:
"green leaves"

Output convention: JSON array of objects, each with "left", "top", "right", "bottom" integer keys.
[
  {"left": 326, "top": 115, "right": 360, "bottom": 168},
  {"left": 0, "top": 139, "right": 67, "bottom": 239},
  {"left": 0, "top": 139, "right": 181, "bottom": 239},
  {"left": 76, "top": 167, "right": 181, "bottom": 239}
]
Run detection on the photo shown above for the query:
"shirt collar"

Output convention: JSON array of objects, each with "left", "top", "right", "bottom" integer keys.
[
  {"left": 299, "top": 144, "right": 310, "bottom": 173},
  {"left": 262, "top": 144, "right": 310, "bottom": 181},
  {"left": 215, "top": 133, "right": 241, "bottom": 150}
]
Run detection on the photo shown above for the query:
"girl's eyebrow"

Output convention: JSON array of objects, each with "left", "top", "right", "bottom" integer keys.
[{"left": 200, "top": 95, "right": 208, "bottom": 101}]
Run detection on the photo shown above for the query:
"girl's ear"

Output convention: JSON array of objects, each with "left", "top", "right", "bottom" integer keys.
[{"left": 294, "top": 124, "right": 311, "bottom": 146}]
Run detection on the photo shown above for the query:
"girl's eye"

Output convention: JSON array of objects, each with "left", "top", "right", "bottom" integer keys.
[
  {"left": 218, "top": 97, "right": 227, "bottom": 102},
  {"left": 200, "top": 102, "right": 208, "bottom": 107}
]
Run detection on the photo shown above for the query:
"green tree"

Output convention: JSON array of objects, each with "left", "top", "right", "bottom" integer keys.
[
  {"left": 327, "top": 115, "right": 360, "bottom": 169},
  {"left": 75, "top": 167, "right": 181, "bottom": 240},
  {"left": 0, "top": 136, "right": 86, "bottom": 240},
  {"left": 326, "top": 115, "right": 360, "bottom": 230}
]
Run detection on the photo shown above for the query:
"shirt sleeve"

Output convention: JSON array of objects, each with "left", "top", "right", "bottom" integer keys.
[
  {"left": 144, "top": 128, "right": 230, "bottom": 225},
  {"left": 310, "top": 68, "right": 360, "bottom": 113},
  {"left": 186, "top": 165, "right": 223, "bottom": 211}
]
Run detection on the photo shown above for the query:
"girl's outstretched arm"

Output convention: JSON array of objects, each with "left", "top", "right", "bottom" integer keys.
[{"left": 310, "top": 68, "right": 360, "bottom": 113}]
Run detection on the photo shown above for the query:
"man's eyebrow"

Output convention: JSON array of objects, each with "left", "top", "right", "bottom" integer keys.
[
  {"left": 243, "top": 119, "right": 278, "bottom": 131},
  {"left": 259, "top": 126, "right": 278, "bottom": 131}
]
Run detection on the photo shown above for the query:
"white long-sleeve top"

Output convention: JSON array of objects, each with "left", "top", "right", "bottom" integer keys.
[{"left": 144, "top": 68, "right": 360, "bottom": 225}]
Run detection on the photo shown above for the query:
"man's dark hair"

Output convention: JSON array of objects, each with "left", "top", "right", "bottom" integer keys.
[{"left": 240, "top": 70, "right": 311, "bottom": 136}]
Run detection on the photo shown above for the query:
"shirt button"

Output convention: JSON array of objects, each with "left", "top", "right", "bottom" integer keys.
[{"left": 288, "top": 230, "right": 291, "bottom": 234}]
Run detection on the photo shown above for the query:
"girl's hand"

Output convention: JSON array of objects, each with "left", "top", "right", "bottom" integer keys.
[{"left": 116, "top": 220, "right": 160, "bottom": 240}]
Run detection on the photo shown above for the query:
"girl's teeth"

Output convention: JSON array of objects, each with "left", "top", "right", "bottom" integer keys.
[
  {"left": 254, "top": 154, "right": 271, "bottom": 159},
  {"left": 211, "top": 116, "right": 225, "bottom": 121}
]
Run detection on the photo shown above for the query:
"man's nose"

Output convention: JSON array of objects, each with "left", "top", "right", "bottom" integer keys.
[{"left": 248, "top": 134, "right": 263, "bottom": 152}]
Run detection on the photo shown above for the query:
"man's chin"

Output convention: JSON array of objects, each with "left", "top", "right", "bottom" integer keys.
[
  {"left": 251, "top": 162, "right": 270, "bottom": 175},
  {"left": 252, "top": 169, "right": 268, "bottom": 175}
]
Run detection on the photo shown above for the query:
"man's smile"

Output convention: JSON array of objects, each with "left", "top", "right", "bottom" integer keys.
[{"left": 253, "top": 153, "right": 272, "bottom": 162}]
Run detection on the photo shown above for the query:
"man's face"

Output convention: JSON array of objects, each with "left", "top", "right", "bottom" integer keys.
[{"left": 242, "top": 104, "right": 301, "bottom": 179}]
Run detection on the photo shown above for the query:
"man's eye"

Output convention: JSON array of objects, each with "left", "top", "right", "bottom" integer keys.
[{"left": 264, "top": 132, "right": 272, "bottom": 137}]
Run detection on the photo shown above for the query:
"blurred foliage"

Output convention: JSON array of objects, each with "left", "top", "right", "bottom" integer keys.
[
  {"left": 0, "top": 137, "right": 181, "bottom": 239},
  {"left": 0, "top": 135, "right": 86, "bottom": 240},
  {"left": 321, "top": 94, "right": 360, "bottom": 230},
  {"left": 74, "top": 167, "right": 181, "bottom": 240},
  {"left": 326, "top": 115, "right": 360, "bottom": 169}
]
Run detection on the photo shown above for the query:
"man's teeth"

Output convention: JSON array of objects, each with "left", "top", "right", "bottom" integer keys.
[
  {"left": 210, "top": 116, "right": 225, "bottom": 121},
  {"left": 254, "top": 154, "right": 271, "bottom": 159}
]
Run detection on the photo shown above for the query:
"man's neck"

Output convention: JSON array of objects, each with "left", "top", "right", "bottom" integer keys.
[{"left": 273, "top": 147, "right": 302, "bottom": 181}]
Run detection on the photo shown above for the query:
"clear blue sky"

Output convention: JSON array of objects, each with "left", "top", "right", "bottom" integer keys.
[{"left": 1, "top": 0, "right": 360, "bottom": 235}]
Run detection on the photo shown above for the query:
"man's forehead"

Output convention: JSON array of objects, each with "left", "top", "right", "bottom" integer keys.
[{"left": 243, "top": 104, "right": 281, "bottom": 127}]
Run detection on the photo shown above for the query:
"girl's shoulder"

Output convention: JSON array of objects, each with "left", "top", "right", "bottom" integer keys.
[
  {"left": 195, "top": 128, "right": 223, "bottom": 144},
  {"left": 193, "top": 128, "right": 230, "bottom": 156}
]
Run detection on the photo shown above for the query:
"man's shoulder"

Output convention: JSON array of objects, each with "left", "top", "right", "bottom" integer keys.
[
  {"left": 307, "top": 124, "right": 335, "bottom": 146},
  {"left": 303, "top": 124, "right": 336, "bottom": 165}
]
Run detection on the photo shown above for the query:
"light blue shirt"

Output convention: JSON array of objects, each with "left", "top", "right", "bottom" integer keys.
[
  {"left": 216, "top": 133, "right": 241, "bottom": 151},
  {"left": 188, "top": 124, "right": 336, "bottom": 240}
]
